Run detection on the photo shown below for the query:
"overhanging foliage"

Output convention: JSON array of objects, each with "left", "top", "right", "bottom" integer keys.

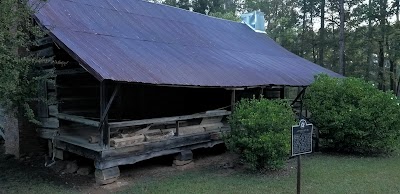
[{"left": 0, "top": 0, "right": 52, "bottom": 124}]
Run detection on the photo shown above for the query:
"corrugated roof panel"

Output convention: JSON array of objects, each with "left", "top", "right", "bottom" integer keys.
[{"left": 32, "top": 0, "right": 342, "bottom": 87}]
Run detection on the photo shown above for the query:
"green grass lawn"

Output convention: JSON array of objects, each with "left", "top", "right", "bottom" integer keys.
[
  {"left": 120, "top": 153, "right": 400, "bottom": 194},
  {"left": 2, "top": 151, "right": 400, "bottom": 194}
]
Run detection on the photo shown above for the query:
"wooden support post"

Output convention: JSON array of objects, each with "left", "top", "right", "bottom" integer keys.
[
  {"left": 175, "top": 121, "right": 180, "bottom": 136},
  {"left": 260, "top": 87, "right": 264, "bottom": 98},
  {"left": 99, "top": 82, "right": 120, "bottom": 149},
  {"left": 231, "top": 89, "right": 236, "bottom": 112},
  {"left": 291, "top": 87, "right": 306, "bottom": 106},
  {"left": 98, "top": 85, "right": 120, "bottom": 130},
  {"left": 100, "top": 81, "right": 109, "bottom": 149},
  {"left": 280, "top": 86, "right": 285, "bottom": 99}
]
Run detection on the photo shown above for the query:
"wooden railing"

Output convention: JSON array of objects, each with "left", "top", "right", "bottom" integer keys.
[{"left": 51, "top": 110, "right": 231, "bottom": 129}]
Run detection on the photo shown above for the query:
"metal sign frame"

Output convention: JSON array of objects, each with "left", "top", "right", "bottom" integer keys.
[{"left": 291, "top": 119, "right": 313, "bottom": 157}]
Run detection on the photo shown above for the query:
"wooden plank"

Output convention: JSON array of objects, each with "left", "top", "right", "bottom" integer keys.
[
  {"left": 54, "top": 140, "right": 101, "bottom": 160},
  {"left": 109, "top": 110, "right": 230, "bottom": 128},
  {"left": 134, "top": 125, "right": 152, "bottom": 135},
  {"left": 145, "top": 131, "right": 174, "bottom": 142},
  {"left": 200, "top": 113, "right": 223, "bottom": 125},
  {"left": 35, "top": 36, "right": 53, "bottom": 46},
  {"left": 118, "top": 121, "right": 224, "bottom": 137},
  {"left": 160, "top": 123, "right": 224, "bottom": 135},
  {"left": 201, "top": 117, "right": 223, "bottom": 125},
  {"left": 50, "top": 113, "right": 99, "bottom": 127},
  {"left": 101, "top": 128, "right": 229, "bottom": 159},
  {"left": 110, "top": 134, "right": 145, "bottom": 148},
  {"left": 33, "top": 47, "right": 54, "bottom": 58},
  {"left": 176, "top": 125, "right": 205, "bottom": 135},
  {"left": 96, "top": 140, "right": 224, "bottom": 169},
  {"left": 61, "top": 109, "right": 96, "bottom": 115}
]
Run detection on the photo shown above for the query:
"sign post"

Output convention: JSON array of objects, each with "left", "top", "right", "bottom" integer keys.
[{"left": 291, "top": 119, "right": 313, "bottom": 194}]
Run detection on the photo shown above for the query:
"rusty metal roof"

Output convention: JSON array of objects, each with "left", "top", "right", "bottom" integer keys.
[{"left": 32, "top": 0, "right": 342, "bottom": 87}]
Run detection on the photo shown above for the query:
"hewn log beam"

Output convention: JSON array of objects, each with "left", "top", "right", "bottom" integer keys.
[
  {"left": 50, "top": 113, "right": 99, "bottom": 127},
  {"left": 109, "top": 110, "right": 230, "bottom": 129}
]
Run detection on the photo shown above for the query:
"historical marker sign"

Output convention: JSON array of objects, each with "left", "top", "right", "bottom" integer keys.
[{"left": 291, "top": 119, "right": 313, "bottom": 156}]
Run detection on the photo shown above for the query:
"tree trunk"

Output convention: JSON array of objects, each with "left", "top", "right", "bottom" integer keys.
[
  {"left": 301, "top": 0, "right": 307, "bottom": 57},
  {"left": 390, "top": 59, "right": 396, "bottom": 91},
  {"left": 395, "top": 0, "right": 399, "bottom": 93},
  {"left": 365, "top": 0, "right": 373, "bottom": 81},
  {"left": 318, "top": 0, "right": 325, "bottom": 67},
  {"left": 331, "top": 15, "right": 336, "bottom": 70},
  {"left": 378, "top": 0, "right": 387, "bottom": 90},
  {"left": 396, "top": 0, "right": 399, "bottom": 22},
  {"left": 311, "top": 0, "right": 317, "bottom": 63},
  {"left": 378, "top": 40, "right": 385, "bottom": 90},
  {"left": 339, "top": 0, "right": 345, "bottom": 76},
  {"left": 385, "top": 37, "right": 396, "bottom": 91}
]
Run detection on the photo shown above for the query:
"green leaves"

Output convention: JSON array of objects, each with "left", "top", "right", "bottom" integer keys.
[
  {"left": 305, "top": 74, "right": 400, "bottom": 154},
  {"left": 0, "top": 0, "right": 51, "bottom": 123},
  {"left": 226, "top": 97, "right": 296, "bottom": 170},
  {"left": 209, "top": 12, "right": 240, "bottom": 21}
]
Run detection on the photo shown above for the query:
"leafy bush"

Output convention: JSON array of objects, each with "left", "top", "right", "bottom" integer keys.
[
  {"left": 225, "top": 97, "right": 296, "bottom": 170},
  {"left": 305, "top": 74, "right": 400, "bottom": 154},
  {"left": 0, "top": 0, "right": 51, "bottom": 124}
]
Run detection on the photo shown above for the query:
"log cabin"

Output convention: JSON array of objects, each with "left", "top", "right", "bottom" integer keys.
[{"left": 29, "top": 0, "right": 341, "bottom": 184}]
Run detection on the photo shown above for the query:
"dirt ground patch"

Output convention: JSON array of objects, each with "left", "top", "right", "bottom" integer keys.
[
  {"left": 0, "top": 141, "right": 104, "bottom": 193},
  {"left": 0, "top": 143, "right": 239, "bottom": 193}
]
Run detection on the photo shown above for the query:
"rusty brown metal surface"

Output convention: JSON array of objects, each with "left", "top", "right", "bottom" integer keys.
[{"left": 31, "top": 0, "right": 342, "bottom": 87}]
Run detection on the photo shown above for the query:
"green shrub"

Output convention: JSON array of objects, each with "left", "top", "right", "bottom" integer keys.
[
  {"left": 305, "top": 74, "right": 400, "bottom": 154},
  {"left": 225, "top": 97, "right": 296, "bottom": 170}
]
